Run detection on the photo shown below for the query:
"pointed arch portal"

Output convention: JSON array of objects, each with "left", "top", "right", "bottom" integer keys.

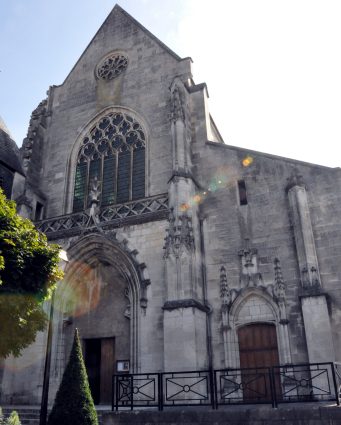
[{"left": 53, "top": 234, "right": 143, "bottom": 404}]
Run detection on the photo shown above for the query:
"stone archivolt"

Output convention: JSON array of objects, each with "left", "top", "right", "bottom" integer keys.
[{"left": 219, "top": 256, "right": 288, "bottom": 321}]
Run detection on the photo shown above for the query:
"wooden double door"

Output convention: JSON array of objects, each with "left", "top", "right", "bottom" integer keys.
[
  {"left": 84, "top": 338, "right": 115, "bottom": 405},
  {"left": 238, "top": 323, "right": 280, "bottom": 401}
]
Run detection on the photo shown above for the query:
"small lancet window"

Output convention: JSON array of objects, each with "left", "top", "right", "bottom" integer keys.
[
  {"left": 35, "top": 202, "right": 44, "bottom": 221},
  {"left": 238, "top": 180, "right": 248, "bottom": 205},
  {"left": 73, "top": 112, "right": 146, "bottom": 212}
]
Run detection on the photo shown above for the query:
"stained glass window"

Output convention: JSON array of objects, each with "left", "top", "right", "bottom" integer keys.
[{"left": 73, "top": 112, "right": 145, "bottom": 212}]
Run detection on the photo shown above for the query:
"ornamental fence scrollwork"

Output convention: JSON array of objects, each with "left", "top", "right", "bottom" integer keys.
[
  {"left": 35, "top": 193, "right": 169, "bottom": 239},
  {"left": 112, "top": 362, "right": 340, "bottom": 411},
  {"left": 163, "top": 371, "right": 212, "bottom": 407}
]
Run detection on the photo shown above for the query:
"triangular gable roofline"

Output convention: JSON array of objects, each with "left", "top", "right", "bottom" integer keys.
[
  {"left": 206, "top": 141, "right": 341, "bottom": 171},
  {"left": 62, "top": 4, "right": 190, "bottom": 85},
  {"left": 117, "top": 5, "right": 188, "bottom": 61}
]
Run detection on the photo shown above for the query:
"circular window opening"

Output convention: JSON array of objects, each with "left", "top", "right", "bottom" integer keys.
[{"left": 96, "top": 53, "right": 128, "bottom": 80}]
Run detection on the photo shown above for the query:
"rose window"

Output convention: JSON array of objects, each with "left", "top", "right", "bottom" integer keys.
[{"left": 96, "top": 54, "right": 128, "bottom": 80}]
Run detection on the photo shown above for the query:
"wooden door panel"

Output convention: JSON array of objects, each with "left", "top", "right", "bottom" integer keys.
[
  {"left": 238, "top": 323, "right": 280, "bottom": 402},
  {"left": 84, "top": 339, "right": 101, "bottom": 405},
  {"left": 100, "top": 338, "right": 115, "bottom": 404}
]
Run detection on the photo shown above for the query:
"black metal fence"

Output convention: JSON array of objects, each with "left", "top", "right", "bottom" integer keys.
[{"left": 112, "top": 362, "right": 340, "bottom": 410}]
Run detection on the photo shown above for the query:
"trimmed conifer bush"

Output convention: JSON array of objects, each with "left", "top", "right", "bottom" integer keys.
[
  {"left": 47, "top": 329, "right": 98, "bottom": 425},
  {"left": 6, "top": 411, "right": 20, "bottom": 425},
  {"left": 0, "top": 408, "right": 21, "bottom": 425}
]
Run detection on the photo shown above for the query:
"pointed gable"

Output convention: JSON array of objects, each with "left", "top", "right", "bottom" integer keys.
[{"left": 62, "top": 4, "right": 185, "bottom": 86}]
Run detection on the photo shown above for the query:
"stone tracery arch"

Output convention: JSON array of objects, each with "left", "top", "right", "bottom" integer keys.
[
  {"left": 222, "top": 288, "right": 292, "bottom": 370},
  {"left": 64, "top": 106, "right": 150, "bottom": 214},
  {"left": 51, "top": 233, "right": 145, "bottom": 395}
]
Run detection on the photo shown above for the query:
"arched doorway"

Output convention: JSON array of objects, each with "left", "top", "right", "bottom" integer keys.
[
  {"left": 238, "top": 323, "right": 280, "bottom": 401},
  {"left": 64, "top": 260, "right": 129, "bottom": 404},
  {"left": 53, "top": 234, "right": 143, "bottom": 405}
]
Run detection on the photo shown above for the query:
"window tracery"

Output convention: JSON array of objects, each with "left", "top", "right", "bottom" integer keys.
[
  {"left": 73, "top": 112, "right": 145, "bottom": 212},
  {"left": 96, "top": 54, "right": 128, "bottom": 80}
]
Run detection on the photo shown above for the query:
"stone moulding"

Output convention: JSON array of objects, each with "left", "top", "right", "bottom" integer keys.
[
  {"left": 162, "top": 298, "right": 210, "bottom": 313},
  {"left": 35, "top": 193, "right": 169, "bottom": 240}
]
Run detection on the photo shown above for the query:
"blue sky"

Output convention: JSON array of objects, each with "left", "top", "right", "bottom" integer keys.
[{"left": 1, "top": 0, "right": 341, "bottom": 167}]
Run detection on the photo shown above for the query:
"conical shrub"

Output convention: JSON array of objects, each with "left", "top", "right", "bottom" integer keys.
[
  {"left": 47, "top": 329, "right": 98, "bottom": 425},
  {"left": 6, "top": 411, "right": 20, "bottom": 425}
]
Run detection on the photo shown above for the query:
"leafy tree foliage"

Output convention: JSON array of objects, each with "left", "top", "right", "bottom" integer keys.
[
  {"left": 0, "top": 189, "right": 63, "bottom": 357},
  {"left": 48, "top": 329, "right": 98, "bottom": 425}
]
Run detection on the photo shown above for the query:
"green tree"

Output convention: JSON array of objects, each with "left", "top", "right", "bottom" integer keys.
[
  {"left": 48, "top": 329, "right": 98, "bottom": 425},
  {"left": 0, "top": 189, "right": 63, "bottom": 357}
]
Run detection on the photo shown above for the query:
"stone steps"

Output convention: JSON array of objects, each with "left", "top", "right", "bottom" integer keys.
[
  {"left": 3, "top": 404, "right": 341, "bottom": 425},
  {"left": 103, "top": 404, "right": 341, "bottom": 425}
]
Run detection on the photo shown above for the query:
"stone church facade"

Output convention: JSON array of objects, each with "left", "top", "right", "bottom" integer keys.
[{"left": 1, "top": 5, "right": 341, "bottom": 406}]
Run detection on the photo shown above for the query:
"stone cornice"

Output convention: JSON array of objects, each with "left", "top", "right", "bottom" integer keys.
[{"left": 163, "top": 298, "right": 210, "bottom": 313}]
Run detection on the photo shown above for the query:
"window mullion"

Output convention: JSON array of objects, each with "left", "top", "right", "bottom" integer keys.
[
  {"left": 114, "top": 150, "right": 118, "bottom": 202},
  {"left": 100, "top": 154, "right": 104, "bottom": 207},
  {"left": 129, "top": 148, "right": 133, "bottom": 200},
  {"left": 84, "top": 159, "right": 91, "bottom": 209}
]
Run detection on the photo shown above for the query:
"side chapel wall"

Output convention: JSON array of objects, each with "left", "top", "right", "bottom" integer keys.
[{"left": 192, "top": 139, "right": 341, "bottom": 367}]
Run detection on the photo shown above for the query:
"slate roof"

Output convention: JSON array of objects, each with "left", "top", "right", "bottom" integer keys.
[{"left": 0, "top": 116, "right": 25, "bottom": 175}]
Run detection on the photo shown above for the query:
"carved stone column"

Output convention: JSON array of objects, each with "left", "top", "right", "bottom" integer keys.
[
  {"left": 273, "top": 259, "right": 292, "bottom": 365},
  {"left": 220, "top": 266, "right": 234, "bottom": 369},
  {"left": 163, "top": 80, "right": 208, "bottom": 371},
  {"left": 287, "top": 175, "right": 334, "bottom": 363}
]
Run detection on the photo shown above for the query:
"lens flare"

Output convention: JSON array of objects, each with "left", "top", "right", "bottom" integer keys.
[
  {"left": 54, "top": 261, "right": 101, "bottom": 318},
  {"left": 180, "top": 203, "right": 189, "bottom": 212},
  {"left": 178, "top": 159, "right": 255, "bottom": 211},
  {"left": 242, "top": 155, "right": 254, "bottom": 167}
]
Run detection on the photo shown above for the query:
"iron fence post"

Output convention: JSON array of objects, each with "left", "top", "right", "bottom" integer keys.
[
  {"left": 331, "top": 362, "right": 340, "bottom": 406},
  {"left": 209, "top": 369, "right": 215, "bottom": 409},
  {"left": 112, "top": 375, "right": 115, "bottom": 411},
  {"left": 115, "top": 376, "right": 119, "bottom": 411},
  {"left": 270, "top": 367, "right": 277, "bottom": 408},
  {"left": 159, "top": 373, "right": 164, "bottom": 411},
  {"left": 214, "top": 370, "right": 219, "bottom": 410},
  {"left": 130, "top": 375, "right": 133, "bottom": 411}
]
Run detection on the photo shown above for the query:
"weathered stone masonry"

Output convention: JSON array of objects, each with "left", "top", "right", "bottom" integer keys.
[{"left": 1, "top": 4, "right": 341, "bottom": 406}]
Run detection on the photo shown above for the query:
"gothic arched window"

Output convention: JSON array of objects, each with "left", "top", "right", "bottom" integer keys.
[{"left": 73, "top": 112, "right": 145, "bottom": 212}]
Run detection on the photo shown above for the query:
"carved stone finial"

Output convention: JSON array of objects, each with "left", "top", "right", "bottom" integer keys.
[
  {"left": 163, "top": 209, "right": 194, "bottom": 258},
  {"left": 274, "top": 258, "right": 285, "bottom": 300},
  {"left": 170, "top": 86, "right": 185, "bottom": 123},
  {"left": 301, "top": 265, "right": 321, "bottom": 290},
  {"left": 238, "top": 240, "right": 262, "bottom": 287},
  {"left": 310, "top": 266, "right": 320, "bottom": 287},
  {"left": 285, "top": 172, "right": 306, "bottom": 192},
  {"left": 220, "top": 266, "right": 231, "bottom": 310}
]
